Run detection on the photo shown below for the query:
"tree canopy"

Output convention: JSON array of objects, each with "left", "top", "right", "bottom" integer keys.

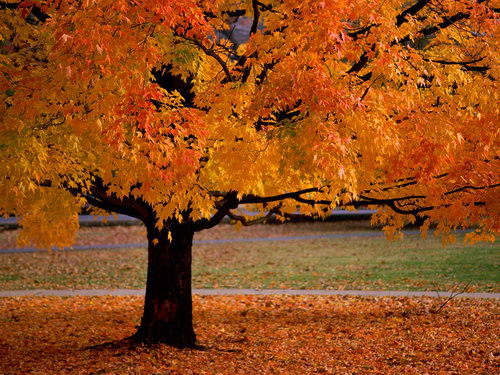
[{"left": 1, "top": 0, "right": 498, "bottom": 245}]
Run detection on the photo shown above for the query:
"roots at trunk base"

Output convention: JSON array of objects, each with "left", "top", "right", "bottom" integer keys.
[{"left": 134, "top": 220, "right": 196, "bottom": 347}]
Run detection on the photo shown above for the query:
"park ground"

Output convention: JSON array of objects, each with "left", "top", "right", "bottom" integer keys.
[{"left": 0, "top": 220, "right": 499, "bottom": 374}]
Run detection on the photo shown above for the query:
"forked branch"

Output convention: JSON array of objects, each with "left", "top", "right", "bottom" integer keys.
[
  {"left": 227, "top": 208, "right": 278, "bottom": 226},
  {"left": 179, "top": 35, "right": 234, "bottom": 82}
]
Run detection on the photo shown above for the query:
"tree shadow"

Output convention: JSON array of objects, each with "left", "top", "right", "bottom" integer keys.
[
  {"left": 84, "top": 336, "right": 238, "bottom": 353},
  {"left": 85, "top": 336, "right": 139, "bottom": 351}
]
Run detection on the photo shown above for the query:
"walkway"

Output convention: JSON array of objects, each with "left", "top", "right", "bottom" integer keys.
[
  {"left": 0, "top": 210, "right": 376, "bottom": 228},
  {"left": 1, "top": 229, "right": 472, "bottom": 254},
  {"left": 1, "top": 289, "right": 498, "bottom": 299}
]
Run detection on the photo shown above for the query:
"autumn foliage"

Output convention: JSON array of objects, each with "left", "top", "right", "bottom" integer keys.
[
  {"left": 0, "top": 0, "right": 498, "bottom": 244},
  {"left": 1, "top": 296, "right": 499, "bottom": 374}
]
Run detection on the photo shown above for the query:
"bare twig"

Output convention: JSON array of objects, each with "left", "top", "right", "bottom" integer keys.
[{"left": 431, "top": 281, "right": 472, "bottom": 314}]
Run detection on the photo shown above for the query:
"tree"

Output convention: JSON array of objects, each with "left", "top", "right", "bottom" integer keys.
[{"left": 0, "top": 0, "right": 498, "bottom": 347}]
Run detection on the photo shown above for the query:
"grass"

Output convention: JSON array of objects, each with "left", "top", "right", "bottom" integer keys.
[{"left": 0, "top": 232, "right": 498, "bottom": 292}]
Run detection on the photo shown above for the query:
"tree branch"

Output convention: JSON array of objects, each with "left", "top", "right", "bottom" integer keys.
[
  {"left": 444, "top": 183, "right": 500, "bottom": 196},
  {"left": 398, "top": 10, "right": 474, "bottom": 45},
  {"left": 347, "top": 0, "right": 433, "bottom": 72},
  {"left": 240, "top": 0, "right": 261, "bottom": 83},
  {"left": 230, "top": 178, "right": 498, "bottom": 218},
  {"left": 346, "top": 50, "right": 370, "bottom": 74},
  {"left": 226, "top": 208, "right": 277, "bottom": 226},
  {"left": 423, "top": 57, "right": 489, "bottom": 72},
  {"left": 204, "top": 9, "right": 246, "bottom": 18},
  {"left": 192, "top": 193, "right": 238, "bottom": 231},
  {"left": 239, "top": 187, "right": 323, "bottom": 204},
  {"left": 80, "top": 193, "right": 142, "bottom": 218},
  {"left": 180, "top": 35, "right": 234, "bottom": 82},
  {"left": 39, "top": 175, "right": 150, "bottom": 221},
  {"left": 396, "top": 0, "right": 432, "bottom": 27},
  {"left": 250, "top": 0, "right": 260, "bottom": 35},
  {"left": 0, "top": 1, "right": 19, "bottom": 9},
  {"left": 85, "top": 178, "right": 151, "bottom": 222},
  {"left": 424, "top": 57, "right": 484, "bottom": 66},
  {"left": 347, "top": 24, "right": 377, "bottom": 40},
  {"left": 348, "top": 1, "right": 489, "bottom": 76},
  {"left": 0, "top": 1, "right": 49, "bottom": 22}
]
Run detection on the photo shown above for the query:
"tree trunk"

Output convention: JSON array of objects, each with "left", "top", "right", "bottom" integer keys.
[{"left": 133, "top": 219, "right": 196, "bottom": 347}]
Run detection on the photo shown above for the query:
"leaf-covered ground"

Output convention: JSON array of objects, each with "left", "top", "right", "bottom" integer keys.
[
  {"left": 0, "top": 296, "right": 498, "bottom": 374},
  {"left": 0, "top": 222, "right": 498, "bottom": 291}
]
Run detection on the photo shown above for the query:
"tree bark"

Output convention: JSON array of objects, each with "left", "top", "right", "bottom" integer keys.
[{"left": 133, "top": 219, "right": 196, "bottom": 347}]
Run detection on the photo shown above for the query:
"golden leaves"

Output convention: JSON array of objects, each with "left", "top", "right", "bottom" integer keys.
[
  {"left": 15, "top": 188, "right": 83, "bottom": 250},
  {"left": 0, "top": 295, "right": 498, "bottom": 374},
  {"left": 0, "top": 0, "right": 498, "bottom": 246}
]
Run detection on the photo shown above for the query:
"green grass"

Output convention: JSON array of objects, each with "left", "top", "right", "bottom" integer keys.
[
  {"left": 192, "top": 235, "right": 499, "bottom": 291},
  {"left": 0, "top": 233, "right": 498, "bottom": 292}
]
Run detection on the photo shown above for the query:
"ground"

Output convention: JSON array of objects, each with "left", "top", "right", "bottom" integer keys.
[
  {"left": 0, "top": 295, "right": 498, "bottom": 374},
  {"left": 0, "top": 221, "right": 498, "bottom": 374}
]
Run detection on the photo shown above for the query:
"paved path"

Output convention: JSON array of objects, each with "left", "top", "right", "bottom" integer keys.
[
  {"left": 1, "top": 229, "right": 472, "bottom": 254},
  {"left": 1, "top": 289, "right": 498, "bottom": 299},
  {"left": 0, "top": 231, "right": 388, "bottom": 254},
  {"left": 0, "top": 210, "right": 376, "bottom": 228}
]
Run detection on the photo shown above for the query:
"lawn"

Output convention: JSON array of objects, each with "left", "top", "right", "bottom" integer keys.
[
  {"left": 0, "top": 223, "right": 498, "bottom": 292},
  {"left": 0, "top": 295, "right": 498, "bottom": 375}
]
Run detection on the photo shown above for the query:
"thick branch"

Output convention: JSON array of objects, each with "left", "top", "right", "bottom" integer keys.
[
  {"left": 204, "top": 9, "right": 246, "bottom": 18},
  {"left": 250, "top": 0, "right": 260, "bottom": 35},
  {"left": 86, "top": 179, "right": 150, "bottom": 222},
  {"left": 232, "top": 178, "right": 498, "bottom": 219},
  {"left": 398, "top": 11, "right": 473, "bottom": 45},
  {"left": 462, "top": 65, "right": 489, "bottom": 72},
  {"left": 424, "top": 57, "right": 484, "bottom": 66},
  {"left": 396, "top": 0, "right": 431, "bottom": 26},
  {"left": 81, "top": 193, "right": 143, "bottom": 218},
  {"left": 347, "top": 24, "right": 376, "bottom": 40},
  {"left": 36, "top": 176, "right": 148, "bottom": 220},
  {"left": 386, "top": 200, "right": 436, "bottom": 215},
  {"left": 240, "top": 0, "right": 261, "bottom": 83},
  {"left": 444, "top": 183, "right": 500, "bottom": 196},
  {"left": 0, "top": 1, "right": 19, "bottom": 9},
  {"left": 423, "top": 57, "right": 489, "bottom": 72},
  {"left": 239, "top": 188, "right": 322, "bottom": 204},
  {"left": 226, "top": 209, "right": 276, "bottom": 226},
  {"left": 347, "top": 51, "right": 370, "bottom": 74},
  {"left": 192, "top": 193, "right": 238, "bottom": 231}
]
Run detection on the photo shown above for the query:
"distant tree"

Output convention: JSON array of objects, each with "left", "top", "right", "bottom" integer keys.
[{"left": 0, "top": 0, "right": 498, "bottom": 347}]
